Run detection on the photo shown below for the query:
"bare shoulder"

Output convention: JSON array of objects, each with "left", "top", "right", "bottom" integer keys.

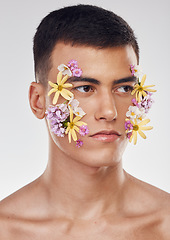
[
  {"left": 0, "top": 176, "right": 47, "bottom": 238},
  {"left": 125, "top": 171, "right": 170, "bottom": 239}
]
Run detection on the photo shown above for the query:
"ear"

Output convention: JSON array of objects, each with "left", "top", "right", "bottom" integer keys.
[{"left": 29, "top": 82, "right": 46, "bottom": 119}]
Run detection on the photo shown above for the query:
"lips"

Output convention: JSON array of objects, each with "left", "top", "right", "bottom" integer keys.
[{"left": 90, "top": 130, "right": 121, "bottom": 142}]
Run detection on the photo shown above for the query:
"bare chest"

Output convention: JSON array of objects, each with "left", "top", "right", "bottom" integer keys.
[{"left": 4, "top": 216, "right": 163, "bottom": 240}]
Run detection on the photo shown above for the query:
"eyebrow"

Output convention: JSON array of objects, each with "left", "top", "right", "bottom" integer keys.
[{"left": 68, "top": 76, "right": 137, "bottom": 85}]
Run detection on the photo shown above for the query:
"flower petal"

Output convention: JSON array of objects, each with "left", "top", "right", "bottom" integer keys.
[
  {"left": 57, "top": 71, "right": 63, "bottom": 85},
  {"left": 73, "top": 126, "right": 80, "bottom": 132},
  {"left": 138, "top": 130, "right": 146, "bottom": 139},
  {"left": 48, "top": 81, "right": 57, "bottom": 88},
  {"left": 71, "top": 129, "right": 77, "bottom": 141},
  {"left": 140, "top": 126, "right": 153, "bottom": 130},
  {"left": 48, "top": 88, "right": 57, "bottom": 96},
  {"left": 65, "top": 126, "right": 70, "bottom": 134},
  {"left": 60, "top": 75, "right": 69, "bottom": 85},
  {"left": 138, "top": 119, "right": 150, "bottom": 126},
  {"left": 140, "top": 74, "right": 146, "bottom": 86},
  {"left": 68, "top": 131, "right": 71, "bottom": 143},
  {"left": 63, "top": 83, "right": 73, "bottom": 88},
  {"left": 70, "top": 108, "right": 73, "bottom": 122},
  {"left": 61, "top": 89, "right": 73, "bottom": 100},
  {"left": 75, "top": 121, "right": 87, "bottom": 126},
  {"left": 73, "top": 116, "right": 82, "bottom": 123},
  {"left": 133, "top": 132, "right": 137, "bottom": 145},
  {"left": 53, "top": 91, "right": 60, "bottom": 104}
]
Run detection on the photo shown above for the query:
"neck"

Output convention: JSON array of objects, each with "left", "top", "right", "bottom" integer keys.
[{"left": 42, "top": 139, "right": 127, "bottom": 220}]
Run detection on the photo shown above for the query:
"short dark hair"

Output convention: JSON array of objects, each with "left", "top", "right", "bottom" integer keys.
[{"left": 33, "top": 4, "right": 139, "bottom": 85}]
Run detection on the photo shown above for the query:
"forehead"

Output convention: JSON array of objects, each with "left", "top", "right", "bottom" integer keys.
[{"left": 50, "top": 43, "right": 137, "bottom": 80}]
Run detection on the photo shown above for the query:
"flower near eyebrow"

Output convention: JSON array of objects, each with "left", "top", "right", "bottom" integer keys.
[
  {"left": 72, "top": 68, "right": 83, "bottom": 77},
  {"left": 131, "top": 74, "right": 156, "bottom": 102},
  {"left": 48, "top": 71, "right": 73, "bottom": 104},
  {"left": 68, "top": 59, "right": 78, "bottom": 70},
  {"left": 57, "top": 64, "right": 72, "bottom": 76},
  {"left": 65, "top": 108, "right": 87, "bottom": 143},
  {"left": 130, "top": 64, "right": 143, "bottom": 78}
]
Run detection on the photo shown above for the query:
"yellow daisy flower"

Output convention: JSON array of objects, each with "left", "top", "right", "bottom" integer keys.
[
  {"left": 129, "top": 118, "right": 153, "bottom": 145},
  {"left": 48, "top": 71, "right": 73, "bottom": 104},
  {"left": 65, "top": 108, "right": 87, "bottom": 143},
  {"left": 131, "top": 74, "right": 156, "bottom": 102}
]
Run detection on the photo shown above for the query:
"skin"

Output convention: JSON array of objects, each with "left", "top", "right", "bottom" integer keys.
[{"left": 0, "top": 43, "right": 170, "bottom": 239}]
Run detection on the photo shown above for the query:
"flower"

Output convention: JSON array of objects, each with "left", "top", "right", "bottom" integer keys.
[
  {"left": 138, "top": 92, "right": 154, "bottom": 113},
  {"left": 57, "top": 64, "right": 72, "bottom": 76},
  {"left": 48, "top": 71, "right": 73, "bottom": 104},
  {"left": 131, "top": 74, "right": 156, "bottom": 102},
  {"left": 130, "top": 64, "right": 143, "bottom": 78},
  {"left": 45, "top": 104, "right": 69, "bottom": 137},
  {"left": 68, "top": 98, "right": 86, "bottom": 117},
  {"left": 72, "top": 68, "right": 83, "bottom": 77},
  {"left": 126, "top": 106, "right": 143, "bottom": 120},
  {"left": 67, "top": 59, "right": 78, "bottom": 70},
  {"left": 129, "top": 118, "right": 153, "bottom": 145},
  {"left": 79, "top": 125, "right": 89, "bottom": 136},
  {"left": 76, "top": 139, "right": 83, "bottom": 148},
  {"left": 65, "top": 108, "right": 87, "bottom": 143}
]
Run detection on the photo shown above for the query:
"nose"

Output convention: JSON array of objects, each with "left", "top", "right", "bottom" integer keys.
[{"left": 94, "top": 91, "right": 117, "bottom": 121}]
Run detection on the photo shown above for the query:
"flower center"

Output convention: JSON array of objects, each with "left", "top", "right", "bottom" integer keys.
[
  {"left": 70, "top": 122, "right": 74, "bottom": 129},
  {"left": 58, "top": 85, "right": 63, "bottom": 91},
  {"left": 138, "top": 86, "right": 143, "bottom": 91},
  {"left": 133, "top": 125, "right": 139, "bottom": 131}
]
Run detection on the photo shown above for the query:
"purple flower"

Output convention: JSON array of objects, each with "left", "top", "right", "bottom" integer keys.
[
  {"left": 46, "top": 104, "right": 69, "bottom": 137},
  {"left": 79, "top": 125, "right": 89, "bottom": 136},
  {"left": 72, "top": 68, "right": 83, "bottom": 77},
  {"left": 138, "top": 93, "right": 154, "bottom": 113},
  {"left": 76, "top": 139, "right": 83, "bottom": 148},
  {"left": 67, "top": 60, "right": 78, "bottom": 70},
  {"left": 130, "top": 64, "right": 135, "bottom": 76},
  {"left": 125, "top": 120, "right": 133, "bottom": 131},
  {"left": 127, "top": 131, "right": 132, "bottom": 139}
]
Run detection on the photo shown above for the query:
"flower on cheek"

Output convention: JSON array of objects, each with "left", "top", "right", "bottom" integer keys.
[
  {"left": 48, "top": 71, "right": 73, "bottom": 104},
  {"left": 68, "top": 98, "right": 86, "bottom": 117},
  {"left": 79, "top": 125, "right": 89, "bottom": 136},
  {"left": 129, "top": 118, "right": 153, "bottom": 145},
  {"left": 131, "top": 74, "right": 156, "bottom": 103},
  {"left": 65, "top": 108, "right": 87, "bottom": 143},
  {"left": 76, "top": 139, "right": 83, "bottom": 148}
]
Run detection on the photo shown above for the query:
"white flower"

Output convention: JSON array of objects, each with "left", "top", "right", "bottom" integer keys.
[
  {"left": 133, "top": 65, "right": 143, "bottom": 78},
  {"left": 74, "top": 107, "right": 86, "bottom": 117},
  {"left": 57, "top": 64, "right": 72, "bottom": 76},
  {"left": 126, "top": 106, "right": 142, "bottom": 120},
  {"left": 68, "top": 98, "right": 86, "bottom": 117},
  {"left": 68, "top": 98, "right": 79, "bottom": 110}
]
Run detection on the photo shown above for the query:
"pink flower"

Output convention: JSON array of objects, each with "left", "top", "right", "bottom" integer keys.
[
  {"left": 72, "top": 68, "right": 83, "bottom": 77},
  {"left": 79, "top": 125, "right": 89, "bottom": 136},
  {"left": 76, "top": 139, "right": 83, "bottom": 148},
  {"left": 125, "top": 120, "right": 133, "bottom": 132},
  {"left": 68, "top": 60, "right": 78, "bottom": 70}
]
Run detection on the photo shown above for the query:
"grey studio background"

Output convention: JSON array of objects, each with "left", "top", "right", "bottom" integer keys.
[{"left": 0, "top": 0, "right": 170, "bottom": 200}]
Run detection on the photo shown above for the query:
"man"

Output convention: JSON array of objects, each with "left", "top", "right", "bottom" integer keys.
[{"left": 0, "top": 4, "right": 169, "bottom": 239}]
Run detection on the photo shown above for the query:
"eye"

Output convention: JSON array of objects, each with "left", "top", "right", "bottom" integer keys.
[
  {"left": 75, "top": 85, "right": 94, "bottom": 93},
  {"left": 115, "top": 85, "right": 134, "bottom": 94}
]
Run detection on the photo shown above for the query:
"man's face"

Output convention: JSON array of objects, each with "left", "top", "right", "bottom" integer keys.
[{"left": 46, "top": 43, "right": 137, "bottom": 167}]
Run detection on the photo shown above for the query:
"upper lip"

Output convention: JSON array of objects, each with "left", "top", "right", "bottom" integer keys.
[{"left": 90, "top": 130, "right": 121, "bottom": 137}]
